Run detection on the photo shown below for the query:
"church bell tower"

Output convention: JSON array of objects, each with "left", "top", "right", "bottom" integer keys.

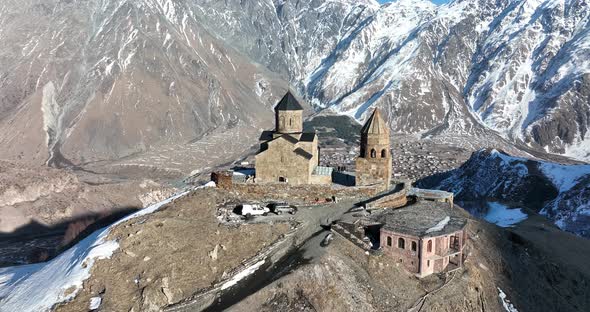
[
  {"left": 355, "top": 108, "right": 392, "bottom": 190},
  {"left": 275, "top": 92, "right": 303, "bottom": 134}
]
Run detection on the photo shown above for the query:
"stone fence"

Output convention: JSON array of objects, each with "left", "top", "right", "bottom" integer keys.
[{"left": 219, "top": 182, "right": 379, "bottom": 205}]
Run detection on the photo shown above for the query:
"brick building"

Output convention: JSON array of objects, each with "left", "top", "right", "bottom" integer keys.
[
  {"left": 255, "top": 92, "right": 332, "bottom": 185},
  {"left": 372, "top": 201, "right": 467, "bottom": 278},
  {"left": 355, "top": 109, "right": 392, "bottom": 191}
]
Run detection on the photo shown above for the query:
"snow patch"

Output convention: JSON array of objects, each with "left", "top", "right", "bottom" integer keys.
[
  {"left": 484, "top": 202, "right": 527, "bottom": 228},
  {"left": 498, "top": 287, "right": 519, "bottom": 312},
  {"left": 426, "top": 216, "right": 450, "bottom": 234},
  {"left": 539, "top": 162, "right": 590, "bottom": 192},
  {"left": 220, "top": 259, "right": 266, "bottom": 290},
  {"left": 0, "top": 182, "right": 215, "bottom": 312},
  {"left": 89, "top": 297, "right": 102, "bottom": 310}
]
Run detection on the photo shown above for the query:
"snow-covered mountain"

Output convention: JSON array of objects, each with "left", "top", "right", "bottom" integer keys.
[
  {"left": 0, "top": 0, "right": 589, "bottom": 165},
  {"left": 419, "top": 149, "right": 590, "bottom": 237},
  {"left": 194, "top": 0, "right": 590, "bottom": 161}
]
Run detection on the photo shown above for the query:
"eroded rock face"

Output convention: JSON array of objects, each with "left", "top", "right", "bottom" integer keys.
[{"left": 0, "top": 160, "right": 173, "bottom": 234}]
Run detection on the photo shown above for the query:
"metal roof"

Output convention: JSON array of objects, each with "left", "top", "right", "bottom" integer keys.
[
  {"left": 313, "top": 166, "right": 334, "bottom": 176},
  {"left": 407, "top": 188, "right": 454, "bottom": 200}
]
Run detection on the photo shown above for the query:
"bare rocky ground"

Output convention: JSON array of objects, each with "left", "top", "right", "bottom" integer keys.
[
  {"left": 225, "top": 212, "right": 590, "bottom": 312},
  {"left": 47, "top": 183, "right": 590, "bottom": 312},
  {"left": 0, "top": 160, "right": 177, "bottom": 266},
  {"left": 54, "top": 187, "right": 292, "bottom": 312}
]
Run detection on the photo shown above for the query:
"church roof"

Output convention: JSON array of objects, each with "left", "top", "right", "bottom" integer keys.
[
  {"left": 282, "top": 135, "right": 300, "bottom": 144},
  {"left": 294, "top": 148, "right": 313, "bottom": 160},
  {"left": 275, "top": 92, "right": 303, "bottom": 111},
  {"left": 299, "top": 132, "right": 317, "bottom": 142},
  {"left": 361, "top": 108, "right": 388, "bottom": 135}
]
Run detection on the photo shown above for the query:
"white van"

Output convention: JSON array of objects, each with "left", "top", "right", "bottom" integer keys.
[{"left": 237, "top": 204, "right": 270, "bottom": 219}]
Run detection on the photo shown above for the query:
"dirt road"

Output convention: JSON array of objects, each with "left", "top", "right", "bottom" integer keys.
[{"left": 167, "top": 198, "right": 362, "bottom": 312}]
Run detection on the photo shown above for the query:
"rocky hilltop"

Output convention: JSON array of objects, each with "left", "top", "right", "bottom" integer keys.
[{"left": 419, "top": 149, "right": 590, "bottom": 237}]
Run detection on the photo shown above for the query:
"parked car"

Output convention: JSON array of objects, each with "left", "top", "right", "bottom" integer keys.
[
  {"left": 235, "top": 204, "right": 270, "bottom": 219},
  {"left": 268, "top": 202, "right": 298, "bottom": 215}
]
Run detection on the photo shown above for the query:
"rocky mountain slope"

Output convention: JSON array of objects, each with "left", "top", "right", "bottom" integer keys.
[
  {"left": 0, "top": 0, "right": 286, "bottom": 170},
  {"left": 419, "top": 149, "right": 590, "bottom": 237},
  {"left": 1, "top": 0, "right": 589, "bottom": 166},
  {"left": 194, "top": 0, "right": 590, "bottom": 161}
]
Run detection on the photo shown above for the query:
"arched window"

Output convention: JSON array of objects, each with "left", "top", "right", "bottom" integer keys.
[
  {"left": 381, "top": 149, "right": 387, "bottom": 158},
  {"left": 370, "top": 149, "right": 377, "bottom": 158},
  {"left": 289, "top": 118, "right": 292, "bottom": 126},
  {"left": 398, "top": 238, "right": 405, "bottom": 249},
  {"left": 427, "top": 240, "right": 432, "bottom": 253},
  {"left": 411, "top": 241, "right": 417, "bottom": 252},
  {"left": 387, "top": 236, "right": 392, "bottom": 247}
]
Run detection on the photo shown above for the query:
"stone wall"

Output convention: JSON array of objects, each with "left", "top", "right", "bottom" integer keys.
[
  {"left": 310, "top": 174, "right": 332, "bottom": 185},
  {"left": 367, "top": 190, "right": 408, "bottom": 209},
  {"left": 220, "top": 183, "right": 378, "bottom": 204},
  {"left": 255, "top": 137, "right": 313, "bottom": 184},
  {"left": 211, "top": 171, "right": 233, "bottom": 189},
  {"left": 355, "top": 156, "right": 392, "bottom": 191}
]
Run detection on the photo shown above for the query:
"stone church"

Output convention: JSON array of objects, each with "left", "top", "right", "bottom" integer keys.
[
  {"left": 255, "top": 92, "right": 332, "bottom": 185},
  {"left": 356, "top": 108, "right": 392, "bottom": 190}
]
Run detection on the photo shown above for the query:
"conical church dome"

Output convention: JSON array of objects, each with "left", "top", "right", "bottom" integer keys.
[{"left": 361, "top": 109, "right": 388, "bottom": 135}]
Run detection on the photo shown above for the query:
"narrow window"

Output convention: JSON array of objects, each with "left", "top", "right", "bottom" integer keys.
[
  {"left": 427, "top": 240, "right": 432, "bottom": 253},
  {"left": 381, "top": 149, "right": 387, "bottom": 158},
  {"left": 289, "top": 118, "right": 292, "bottom": 126},
  {"left": 398, "top": 238, "right": 405, "bottom": 249},
  {"left": 411, "top": 241, "right": 417, "bottom": 252},
  {"left": 427, "top": 260, "right": 430, "bottom": 267},
  {"left": 387, "top": 236, "right": 392, "bottom": 247},
  {"left": 371, "top": 149, "right": 377, "bottom": 158}
]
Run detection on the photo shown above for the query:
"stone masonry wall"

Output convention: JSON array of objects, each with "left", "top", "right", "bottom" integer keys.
[{"left": 220, "top": 183, "right": 379, "bottom": 204}]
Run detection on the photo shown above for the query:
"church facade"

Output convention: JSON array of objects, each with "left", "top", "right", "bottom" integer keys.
[
  {"left": 355, "top": 109, "right": 392, "bottom": 191},
  {"left": 255, "top": 92, "right": 332, "bottom": 185}
]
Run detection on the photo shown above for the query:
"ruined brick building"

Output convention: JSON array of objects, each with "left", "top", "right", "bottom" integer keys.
[
  {"left": 255, "top": 92, "right": 332, "bottom": 185},
  {"left": 369, "top": 201, "right": 466, "bottom": 277},
  {"left": 356, "top": 109, "right": 392, "bottom": 190}
]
